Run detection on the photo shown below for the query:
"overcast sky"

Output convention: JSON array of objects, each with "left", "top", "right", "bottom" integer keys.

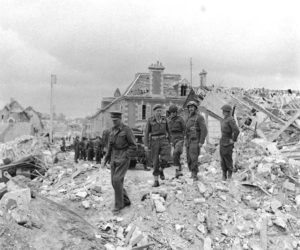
[{"left": 0, "top": 0, "right": 299, "bottom": 117}]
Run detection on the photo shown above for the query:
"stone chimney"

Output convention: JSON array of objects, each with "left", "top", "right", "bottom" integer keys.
[
  {"left": 148, "top": 61, "right": 165, "bottom": 96},
  {"left": 199, "top": 69, "right": 207, "bottom": 88}
]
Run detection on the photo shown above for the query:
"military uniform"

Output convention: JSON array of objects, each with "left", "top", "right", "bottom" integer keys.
[
  {"left": 144, "top": 104, "right": 171, "bottom": 186},
  {"left": 220, "top": 105, "right": 240, "bottom": 180},
  {"left": 87, "top": 139, "right": 94, "bottom": 161},
  {"left": 168, "top": 105, "right": 186, "bottom": 177},
  {"left": 73, "top": 137, "right": 80, "bottom": 163},
  {"left": 94, "top": 137, "right": 103, "bottom": 164},
  {"left": 104, "top": 112, "right": 137, "bottom": 212},
  {"left": 185, "top": 102, "right": 207, "bottom": 180}
]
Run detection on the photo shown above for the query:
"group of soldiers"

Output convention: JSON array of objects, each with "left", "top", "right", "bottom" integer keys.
[
  {"left": 100, "top": 101, "right": 240, "bottom": 213},
  {"left": 73, "top": 136, "right": 104, "bottom": 164}
]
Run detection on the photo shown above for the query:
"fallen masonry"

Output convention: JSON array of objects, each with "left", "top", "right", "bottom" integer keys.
[{"left": 0, "top": 87, "right": 299, "bottom": 249}]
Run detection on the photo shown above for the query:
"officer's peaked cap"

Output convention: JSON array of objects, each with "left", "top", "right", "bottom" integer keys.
[
  {"left": 110, "top": 111, "right": 122, "bottom": 120},
  {"left": 153, "top": 104, "right": 163, "bottom": 111},
  {"left": 221, "top": 104, "right": 232, "bottom": 112}
]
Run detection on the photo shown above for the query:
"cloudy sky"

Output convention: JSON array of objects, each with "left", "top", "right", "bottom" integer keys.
[{"left": 0, "top": 0, "right": 299, "bottom": 117}]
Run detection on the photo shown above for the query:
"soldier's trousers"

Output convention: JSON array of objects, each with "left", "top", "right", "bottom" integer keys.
[
  {"left": 80, "top": 150, "right": 86, "bottom": 160},
  {"left": 87, "top": 149, "right": 94, "bottom": 161},
  {"left": 95, "top": 150, "right": 102, "bottom": 164},
  {"left": 111, "top": 154, "right": 131, "bottom": 209},
  {"left": 173, "top": 140, "right": 184, "bottom": 170},
  {"left": 220, "top": 145, "right": 233, "bottom": 172},
  {"left": 186, "top": 140, "right": 200, "bottom": 174},
  {"left": 74, "top": 149, "right": 80, "bottom": 163},
  {"left": 151, "top": 138, "right": 171, "bottom": 176}
]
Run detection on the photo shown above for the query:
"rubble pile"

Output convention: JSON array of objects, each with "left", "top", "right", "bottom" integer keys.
[{"left": 0, "top": 87, "right": 300, "bottom": 250}]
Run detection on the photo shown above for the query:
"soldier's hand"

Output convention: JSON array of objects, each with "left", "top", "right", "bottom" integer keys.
[
  {"left": 229, "top": 139, "right": 234, "bottom": 145},
  {"left": 198, "top": 143, "right": 203, "bottom": 148},
  {"left": 144, "top": 146, "right": 149, "bottom": 151}
]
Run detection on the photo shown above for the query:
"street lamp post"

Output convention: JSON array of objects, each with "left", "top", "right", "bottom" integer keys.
[{"left": 50, "top": 74, "right": 57, "bottom": 143}]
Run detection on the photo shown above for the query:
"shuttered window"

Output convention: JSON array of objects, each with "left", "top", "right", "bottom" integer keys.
[
  {"left": 146, "top": 105, "right": 151, "bottom": 119},
  {"left": 137, "top": 104, "right": 142, "bottom": 120}
]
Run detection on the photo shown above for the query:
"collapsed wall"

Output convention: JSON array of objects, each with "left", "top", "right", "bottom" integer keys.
[{"left": 0, "top": 122, "right": 32, "bottom": 143}]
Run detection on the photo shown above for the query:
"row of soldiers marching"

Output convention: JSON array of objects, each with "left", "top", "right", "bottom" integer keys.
[
  {"left": 100, "top": 101, "right": 240, "bottom": 214},
  {"left": 73, "top": 136, "right": 105, "bottom": 164}
]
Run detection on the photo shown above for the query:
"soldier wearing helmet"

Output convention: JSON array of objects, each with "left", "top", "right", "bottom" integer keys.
[
  {"left": 168, "top": 104, "right": 186, "bottom": 178},
  {"left": 185, "top": 101, "right": 208, "bottom": 181},
  {"left": 220, "top": 104, "right": 240, "bottom": 181},
  {"left": 144, "top": 104, "right": 171, "bottom": 187}
]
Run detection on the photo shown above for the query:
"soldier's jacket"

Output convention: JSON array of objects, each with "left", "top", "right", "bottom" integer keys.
[
  {"left": 185, "top": 113, "right": 207, "bottom": 144},
  {"left": 144, "top": 116, "right": 171, "bottom": 147},
  {"left": 73, "top": 139, "right": 80, "bottom": 151},
  {"left": 168, "top": 115, "right": 186, "bottom": 143},
  {"left": 86, "top": 140, "right": 94, "bottom": 150},
  {"left": 220, "top": 116, "right": 240, "bottom": 146},
  {"left": 104, "top": 123, "right": 137, "bottom": 163},
  {"left": 94, "top": 138, "right": 103, "bottom": 151}
]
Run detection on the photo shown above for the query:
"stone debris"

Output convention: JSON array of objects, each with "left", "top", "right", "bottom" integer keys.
[{"left": 0, "top": 87, "right": 300, "bottom": 249}]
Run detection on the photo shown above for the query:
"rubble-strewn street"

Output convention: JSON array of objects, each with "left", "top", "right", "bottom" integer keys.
[{"left": 1, "top": 92, "right": 300, "bottom": 250}]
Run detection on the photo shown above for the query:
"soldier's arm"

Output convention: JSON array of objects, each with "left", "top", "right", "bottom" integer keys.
[
  {"left": 166, "top": 120, "right": 172, "bottom": 143},
  {"left": 144, "top": 119, "right": 150, "bottom": 147},
  {"left": 180, "top": 117, "right": 186, "bottom": 135},
  {"left": 104, "top": 134, "right": 112, "bottom": 164},
  {"left": 229, "top": 117, "right": 240, "bottom": 142},
  {"left": 125, "top": 127, "right": 137, "bottom": 157},
  {"left": 198, "top": 115, "right": 208, "bottom": 144}
]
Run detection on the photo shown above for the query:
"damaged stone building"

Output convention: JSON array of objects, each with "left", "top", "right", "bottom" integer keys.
[
  {"left": 0, "top": 98, "right": 43, "bottom": 142},
  {"left": 88, "top": 62, "right": 193, "bottom": 136}
]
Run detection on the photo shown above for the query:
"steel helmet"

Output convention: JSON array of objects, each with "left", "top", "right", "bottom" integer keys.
[
  {"left": 168, "top": 105, "right": 178, "bottom": 113},
  {"left": 187, "top": 101, "right": 198, "bottom": 109},
  {"left": 221, "top": 104, "right": 232, "bottom": 112}
]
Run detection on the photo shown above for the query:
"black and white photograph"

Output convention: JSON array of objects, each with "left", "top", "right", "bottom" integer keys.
[{"left": 0, "top": 0, "right": 299, "bottom": 249}]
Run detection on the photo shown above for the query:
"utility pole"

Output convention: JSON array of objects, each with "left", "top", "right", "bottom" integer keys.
[
  {"left": 190, "top": 58, "right": 193, "bottom": 87},
  {"left": 50, "top": 74, "right": 57, "bottom": 143}
]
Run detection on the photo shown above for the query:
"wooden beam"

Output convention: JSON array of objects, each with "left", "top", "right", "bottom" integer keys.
[
  {"left": 243, "top": 96, "right": 285, "bottom": 124},
  {"left": 269, "top": 110, "right": 300, "bottom": 142}
]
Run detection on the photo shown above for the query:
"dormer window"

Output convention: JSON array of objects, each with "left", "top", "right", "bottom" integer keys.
[{"left": 180, "top": 85, "right": 187, "bottom": 96}]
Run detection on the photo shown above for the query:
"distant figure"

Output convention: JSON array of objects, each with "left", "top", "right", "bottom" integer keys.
[
  {"left": 87, "top": 138, "right": 94, "bottom": 161},
  {"left": 61, "top": 137, "right": 66, "bottom": 152},
  {"left": 102, "top": 129, "right": 111, "bottom": 156},
  {"left": 73, "top": 136, "right": 80, "bottom": 163},
  {"left": 94, "top": 136, "right": 103, "bottom": 164},
  {"left": 220, "top": 104, "right": 240, "bottom": 181}
]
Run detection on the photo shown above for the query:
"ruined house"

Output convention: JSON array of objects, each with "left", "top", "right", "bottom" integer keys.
[
  {"left": 88, "top": 61, "right": 192, "bottom": 136},
  {"left": 0, "top": 99, "right": 43, "bottom": 142}
]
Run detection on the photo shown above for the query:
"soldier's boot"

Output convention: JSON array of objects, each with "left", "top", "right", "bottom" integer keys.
[
  {"left": 175, "top": 169, "right": 183, "bottom": 178},
  {"left": 192, "top": 172, "right": 199, "bottom": 181},
  {"left": 222, "top": 170, "right": 227, "bottom": 181},
  {"left": 144, "top": 165, "right": 151, "bottom": 171},
  {"left": 152, "top": 176, "right": 160, "bottom": 187},
  {"left": 227, "top": 170, "right": 232, "bottom": 180}
]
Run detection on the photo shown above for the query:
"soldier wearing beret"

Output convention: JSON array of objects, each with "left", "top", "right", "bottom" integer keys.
[
  {"left": 144, "top": 104, "right": 171, "bottom": 187},
  {"left": 168, "top": 104, "right": 186, "bottom": 178},
  {"left": 102, "top": 111, "right": 137, "bottom": 213},
  {"left": 220, "top": 104, "right": 240, "bottom": 181},
  {"left": 185, "top": 101, "right": 208, "bottom": 181}
]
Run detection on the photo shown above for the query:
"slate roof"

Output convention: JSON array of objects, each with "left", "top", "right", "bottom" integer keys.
[{"left": 125, "top": 73, "right": 182, "bottom": 97}]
